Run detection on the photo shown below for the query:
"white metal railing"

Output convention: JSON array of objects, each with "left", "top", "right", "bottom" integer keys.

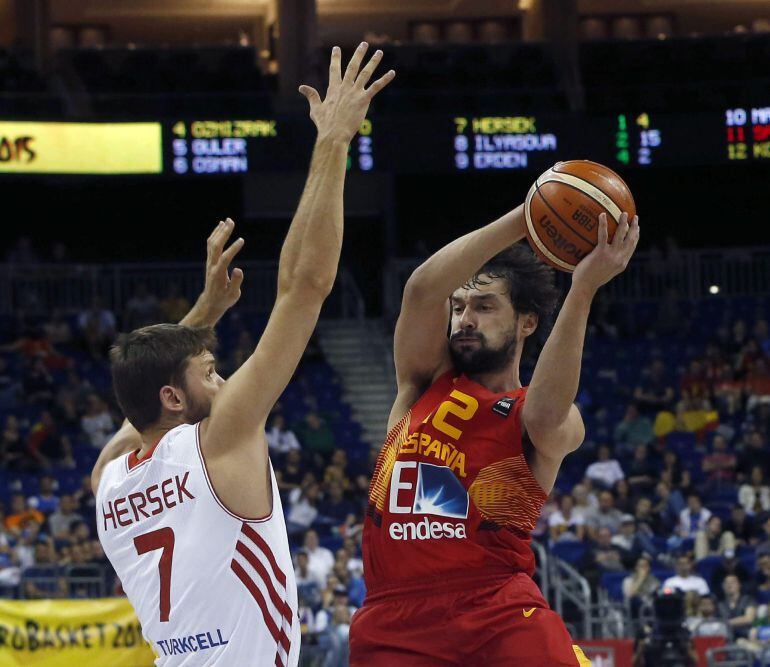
[
  {"left": 0, "top": 261, "right": 364, "bottom": 320},
  {"left": 384, "top": 245, "right": 770, "bottom": 323}
]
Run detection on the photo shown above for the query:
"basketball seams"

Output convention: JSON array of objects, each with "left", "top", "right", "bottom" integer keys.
[
  {"left": 536, "top": 182, "right": 601, "bottom": 248},
  {"left": 524, "top": 183, "right": 575, "bottom": 272},
  {"left": 539, "top": 171, "right": 623, "bottom": 223}
]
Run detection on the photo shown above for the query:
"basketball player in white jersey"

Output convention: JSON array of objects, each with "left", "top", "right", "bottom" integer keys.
[{"left": 91, "top": 44, "right": 394, "bottom": 667}]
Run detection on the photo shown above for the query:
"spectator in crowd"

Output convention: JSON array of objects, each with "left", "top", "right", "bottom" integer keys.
[
  {"left": 611, "top": 515, "right": 642, "bottom": 567},
  {"left": 758, "top": 516, "right": 770, "bottom": 555},
  {"left": 661, "top": 450, "right": 692, "bottom": 492},
  {"left": 1, "top": 326, "right": 70, "bottom": 371},
  {"left": 0, "top": 511, "right": 21, "bottom": 590},
  {"left": 739, "top": 465, "right": 770, "bottom": 515},
  {"left": 80, "top": 393, "right": 116, "bottom": 449},
  {"left": 633, "top": 358, "right": 676, "bottom": 415},
  {"left": 122, "top": 283, "right": 160, "bottom": 331},
  {"left": 228, "top": 330, "right": 254, "bottom": 374},
  {"left": 737, "top": 429, "right": 767, "bottom": 483},
  {"left": 23, "top": 358, "right": 55, "bottom": 404},
  {"left": 580, "top": 527, "right": 626, "bottom": 587},
  {"left": 317, "top": 482, "right": 356, "bottom": 530},
  {"left": 695, "top": 516, "right": 736, "bottom": 560},
  {"left": 745, "top": 358, "right": 770, "bottom": 410},
  {"left": 613, "top": 404, "right": 654, "bottom": 456},
  {"left": 276, "top": 448, "right": 305, "bottom": 497},
  {"left": 571, "top": 483, "right": 597, "bottom": 521},
  {"left": 23, "top": 540, "right": 67, "bottom": 599},
  {"left": 718, "top": 574, "right": 756, "bottom": 639},
  {"left": 710, "top": 550, "right": 753, "bottom": 592},
  {"left": 702, "top": 433, "right": 737, "bottom": 487},
  {"left": 5, "top": 494, "right": 44, "bottom": 536},
  {"left": 753, "top": 553, "right": 770, "bottom": 602},
  {"left": 625, "top": 444, "right": 657, "bottom": 496},
  {"left": 48, "top": 495, "right": 84, "bottom": 541},
  {"left": 622, "top": 557, "right": 660, "bottom": 609},
  {"left": 159, "top": 283, "right": 190, "bottom": 323},
  {"left": 315, "top": 586, "right": 355, "bottom": 667},
  {"left": 286, "top": 480, "right": 321, "bottom": 538},
  {"left": 296, "top": 412, "right": 336, "bottom": 463},
  {"left": 25, "top": 412, "right": 74, "bottom": 470},
  {"left": 303, "top": 530, "right": 334, "bottom": 589},
  {"left": 584, "top": 444, "right": 625, "bottom": 490},
  {"left": 726, "top": 504, "right": 757, "bottom": 546},
  {"left": 680, "top": 359, "right": 711, "bottom": 405},
  {"left": 685, "top": 595, "right": 730, "bottom": 638},
  {"left": 72, "top": 475, "right": 96, "bottom": 530},
  {"left": 678, "top": 493, "right": 712, "bottom": 540},
  {"left": 266, "top": 413, "right": 302, "bottom": 455},
  {"left": 295, "top": 549, "right": 323, "bottom": 607},
  {"left": 28, "top": 475, "right": 60, "bottom": 515},
  {"left": 663, "top": 553, "right": 710, "bottom": 596},
  {"left": 548, "top": 494, "right": 586, "bottom": 543},
  {"left": 0, "top": 357, "right": 19, "bottom": 408},
  {"left": 77, "top": 297, "right": 116, "bottom": 357},
  {"left": 585, "top": 490, "right": 624, "bottom": 540},
  {"left": 43, "top": 309, "right": 73, "bottom": 346},
  {"left": 633, "top": 497, "right": 663, "bottom": 554},
  {"left": 0, "top": 415, "right": 23, "bottom": 468},
  {"left": 613, "top": 478, "right": 634, "bottom": 515}
]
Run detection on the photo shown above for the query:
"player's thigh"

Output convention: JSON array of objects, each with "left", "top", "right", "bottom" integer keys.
[{"left": 467, "top": 607, "right": 586, "bottom": 667}]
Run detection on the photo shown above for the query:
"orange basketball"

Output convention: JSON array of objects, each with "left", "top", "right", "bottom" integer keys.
[{"left": 524, "top": 160, "right": 636, "bottom": 272}]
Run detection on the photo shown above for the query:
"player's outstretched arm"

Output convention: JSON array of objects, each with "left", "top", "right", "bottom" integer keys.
[
  {"left": 523, "top": 213, "right": 639, "bottom": 486},
  {"left": 393, "top": 206, "right": 528, "bottom": 397},
  {"left": 90, "top": 220, "right": 245, "bottom": 494},
  {"left": 201, "top": 45, "right": 394, "bottom": 518}
]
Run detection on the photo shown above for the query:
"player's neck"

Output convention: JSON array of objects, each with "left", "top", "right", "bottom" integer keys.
[
  {"left": 465, "top": 362, "right": 522, "bottom": 394},
  {"left": 138, "top": 419, "right": 178, "bottom": 456}
]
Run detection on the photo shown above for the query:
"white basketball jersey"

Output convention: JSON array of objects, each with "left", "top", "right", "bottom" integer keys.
[{"left": 97, "top": 423, "right": 299, "bottom": 666}]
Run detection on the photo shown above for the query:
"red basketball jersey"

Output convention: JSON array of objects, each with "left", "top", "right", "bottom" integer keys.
[{"left": 362, "top": 371, "right": 548, "bottom": 596}]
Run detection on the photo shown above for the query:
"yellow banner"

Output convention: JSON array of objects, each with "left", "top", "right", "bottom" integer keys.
[
  {"left": 0, "top": 598, "right": 156, "bottom": 666},
  {"left": 0, "top": 122, "right": 162, "bottom": 174}
]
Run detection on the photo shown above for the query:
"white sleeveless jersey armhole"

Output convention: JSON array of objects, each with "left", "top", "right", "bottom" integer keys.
[{"left": 97, "top": 423, "right": 299, "bottom": 667}]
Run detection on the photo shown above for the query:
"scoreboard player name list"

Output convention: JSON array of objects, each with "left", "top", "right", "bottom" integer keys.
[
  {"left": 454, "top": 116, "right": 558, "bottom": 170},
  {"left": 170, "top": 120, "right": 277, "bottom": 174}
]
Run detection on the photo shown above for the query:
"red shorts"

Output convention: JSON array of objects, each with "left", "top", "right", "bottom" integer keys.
[{"left": 349, "top": 572, "right": 590, "bottom": 667}]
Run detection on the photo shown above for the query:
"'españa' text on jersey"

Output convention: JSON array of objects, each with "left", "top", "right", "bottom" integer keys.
[{"left": 363, "top": 372, "right": 548, "bottom": 596}]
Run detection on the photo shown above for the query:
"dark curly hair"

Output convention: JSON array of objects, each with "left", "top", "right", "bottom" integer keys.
[{"left": 465, "top": 242, "right": 560, "bottom": 358}]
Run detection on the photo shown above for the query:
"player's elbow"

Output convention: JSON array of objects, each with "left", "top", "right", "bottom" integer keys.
[
  {"left": 279, "top": 269, "right": 336, "bottom": 301},
  {"left": 403, "top": 265, "right": 439, "bottom": 304}
]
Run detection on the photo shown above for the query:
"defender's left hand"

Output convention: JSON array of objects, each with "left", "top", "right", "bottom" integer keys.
[
  {"left": 197, "top": 218, "right": 245, "bottom": 321},
  {"left": 571, "top": 212, "right": 639, "bottom": 295}
]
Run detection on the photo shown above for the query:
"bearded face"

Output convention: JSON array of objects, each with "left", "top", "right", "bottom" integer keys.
[{"left": 449, "top": 276, "right": 530, "bottom": 376}]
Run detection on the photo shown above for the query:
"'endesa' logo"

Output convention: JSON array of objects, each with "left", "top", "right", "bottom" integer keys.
[{"left": 0, "top": 136, "right": 36, "bottom": 163}]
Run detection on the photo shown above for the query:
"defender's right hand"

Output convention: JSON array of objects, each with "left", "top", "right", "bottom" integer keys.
[{"left": 298, "top": 43, "right": 395, "bottom": 144}]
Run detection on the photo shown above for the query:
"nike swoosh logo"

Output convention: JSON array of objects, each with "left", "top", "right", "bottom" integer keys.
[{"left": 523, "top": 608, "right": 536, "bottom": 618}]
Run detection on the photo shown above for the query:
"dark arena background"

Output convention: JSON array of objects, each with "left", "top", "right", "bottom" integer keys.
[{"left": 2, "top": 1, "right": 770, "bottom": 666}]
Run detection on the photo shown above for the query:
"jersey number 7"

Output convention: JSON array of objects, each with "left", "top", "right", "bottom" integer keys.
[{"left": 134, "top": 527, "right": 175, "bottom": 622}]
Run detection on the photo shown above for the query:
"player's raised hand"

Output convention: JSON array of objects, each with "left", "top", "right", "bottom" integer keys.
[
  {"left": 571, "top": 212, "right": 640, "bottom": 294},
  {"left": 200, "top": 218, "right": 245, "bottom": 317},
  {"left": 298, "top": 43, "right": 395, "bottom": 144}
]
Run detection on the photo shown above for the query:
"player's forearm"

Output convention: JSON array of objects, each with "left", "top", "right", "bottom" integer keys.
[
  {"left": 90, "top": 420, "right": 141, "bottom": 493},
  {"left": 179, "top": 297, "right": 221, "bottom": 328},
  {"left": 524, "top": 283, "right": 594, "bottom": 428},
  {"left": 406, "top": 205, "right": 527, "bottom": 302},
  {"left": 277, "top": 137, "right": 348, "bottom": 297}
]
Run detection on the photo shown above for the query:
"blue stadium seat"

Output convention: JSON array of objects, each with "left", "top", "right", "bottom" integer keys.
[
  {"left": 551, "top": 541, "right": 587, "bottom": 565},
  {"left": 600, "top": 570, "right": 629, "bottom": 602},
  {"left": 696, "top": 555, "right": 723, "bottom": 582}
]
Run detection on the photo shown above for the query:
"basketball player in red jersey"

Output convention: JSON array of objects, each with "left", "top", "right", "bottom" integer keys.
[{"left": 350, "top": 207, "right": 639, "bottom": 666}]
